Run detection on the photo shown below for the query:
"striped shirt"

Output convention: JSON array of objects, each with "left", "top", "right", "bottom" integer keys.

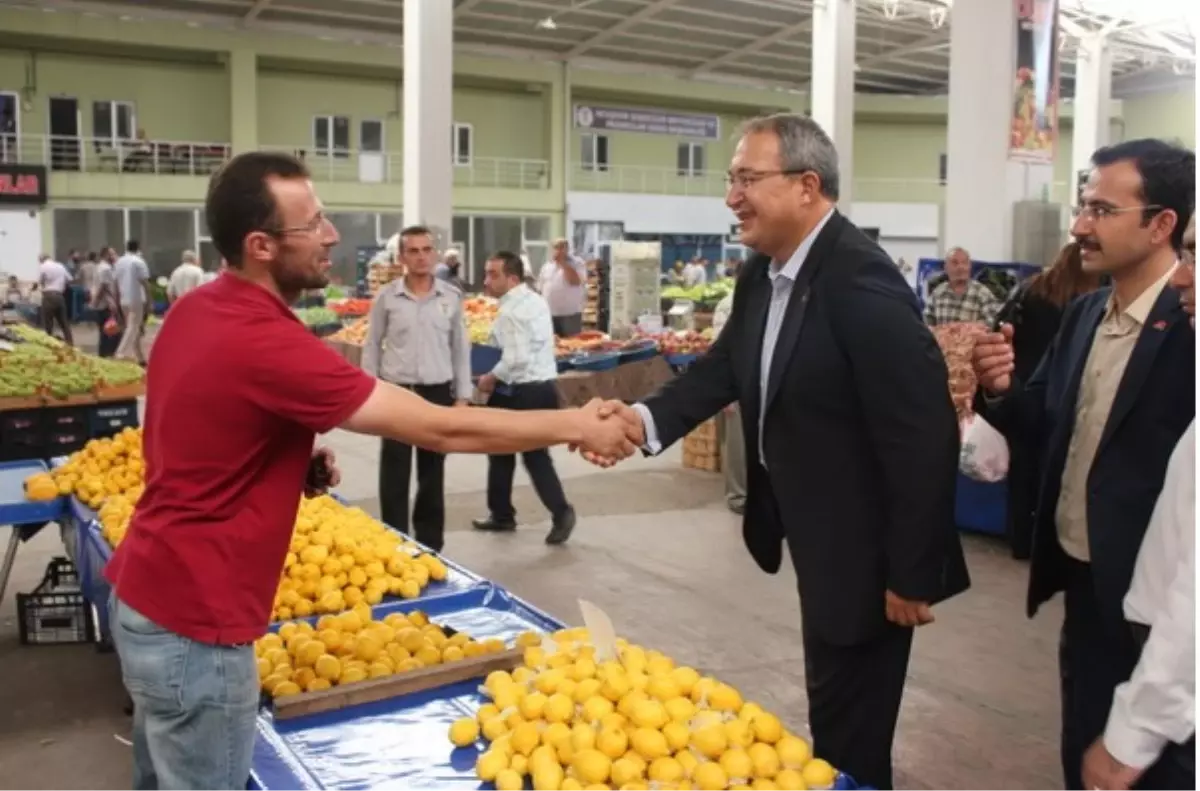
[
  {"left": 923, "top": 280, "right": 1001, "bottom": 327},
  {"left": 488, "top": 284, "right": 558, "bottom": 385}
]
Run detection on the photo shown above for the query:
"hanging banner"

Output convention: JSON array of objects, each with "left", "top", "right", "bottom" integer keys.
[
  {"left": 1009, "top": 0, "right": 1060, "bottom": 162},
  {"left": 574, "top": 103, "right": 720, "bottom": 140}
]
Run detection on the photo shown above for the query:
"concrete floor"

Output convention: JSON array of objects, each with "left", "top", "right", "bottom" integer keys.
[{"left": 0, "top": 325, "right": 1067, "bottom": 790}]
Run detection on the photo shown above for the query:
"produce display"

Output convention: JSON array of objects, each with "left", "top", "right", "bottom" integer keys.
[
  {"left": 368, "top": 259, "right": 405, "bottom": 296},
  {"left": 451, "top": 628, "right": 838, "bottom": 791},
  {"left": 329, "top": 298, "right": 373, "bottom": 318},
  {"left": 555, "top": 331, "right": 612, "bottom": 358},
  {"left": 23, "top": 472, "right": 60, "bottom": 502},
  {"left": 661, "top": 278, "right": 735, "bottom": 310},
  {"left": 294, "top": 307, "right": 341, "bottom": 327},
  {"left": 933, "top": 322, "right": 987, "bottom": 420},
  {"left": 0, "top": 325, "right": 144, "bottom": 398},
  {"left": 329, "top": 317, "right": 370, "bottom": 346},
  {"left": 465, "top": 296, "right": 499, "bottom": 344},
  {"left": 46, "top": 429, "right": 449, "bottom": 622},
  {"left": 256, "top": 610, "right": 508, "bottom": 699},
  {"left": 633, "top": 329, "right": 715, "bottom": 357}
]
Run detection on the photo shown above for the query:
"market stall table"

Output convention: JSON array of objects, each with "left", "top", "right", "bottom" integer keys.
[{"left": 0, "top": 459, "right": 65, "bottom": 606}]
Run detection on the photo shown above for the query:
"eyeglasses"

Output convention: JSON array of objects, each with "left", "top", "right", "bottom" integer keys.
[
  {"left": 1071, "top": 203, "right": 1163, "bottom": 221},
  {"left": 266, "top": 211, "right": 329, "bottom": 237},
  {"left": 725, "top": 169, "right": 807, "bottom": 190}
]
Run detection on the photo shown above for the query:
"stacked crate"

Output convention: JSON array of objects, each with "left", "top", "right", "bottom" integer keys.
[{"left": 682, "top": 419, "right": 720, "bottom": 472}]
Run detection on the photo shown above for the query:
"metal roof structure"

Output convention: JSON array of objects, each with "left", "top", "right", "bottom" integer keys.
[{"left": 11, "top": 0, "right": 1197, "bottom": 97}]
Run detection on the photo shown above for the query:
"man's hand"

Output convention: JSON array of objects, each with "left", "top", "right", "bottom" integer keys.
[
  {"left": 885, "top": 590, "right": 934, "bottom": 627},
  {"left": 1082, "top": 738, "right": 1144, "bottom": 790},
  {"left": 304, "top": 447, "right": 341, "bottom": 498},
  {"left": 571, "top": 399, "right": 640, "bottom": 466},
  {"left": 571, "top": 401, "right": 645, "bottom": 467},
  {"left": 477, "top": 374, "right": 496, "bottom": 395},
  {"left": 972, "top": 323, "right": 1015, "bottom": 395}
]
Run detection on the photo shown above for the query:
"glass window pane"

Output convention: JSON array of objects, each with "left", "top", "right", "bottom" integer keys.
[
  {"left": 53, "top": 209, "right": 124, "bottom": 261},
  {"left": 126, "top": 208, "right": 197, "bottom": 280},
  {"left": 455, "top": 125, "right": 472, "bottom": 163},
  {"left": 525, "top": 243, "right": 548, "bottom": 274},
  {"left": 581, "top": 134, "right": 594, "bottom": 169},
  {"left": 199, "top": 239, "right": 221, "bottom": 271},
  {"left": 523, "top": 216, "right": 549, "bottom": 242},
  {"left": 329, "top": 212, "right": 379, "bottom": 286},
  {"left": 596, "top": 135, "right": 609, "bottom": 171},
  {"left": 117, "top": 103, "right": 135, "bottom": 140},
  {"left": 313, "top": 117, "right": 329, "bottom": 153},
  {"left": 379, "top": 213, "right": 405, "bottom": 242},
  {"left": 692, "top": 144, "right": 705, "bottom": 174},
  {"left": 676, "top": 143, "right": 689, "bottom": 175},
  {"left": 470, "top": 216, "right": 521, "bottom": 286},
  {"left": 93, "top": 102, "right": 112, "bottom": 141},
  {"left": 197, "top": 209, "right": 208, "bottom": 239},
  {"left": 361, "top": 120, "right": 383, "bottom": 152},
  {"left": 332, "top": 116, "right": 350, "bottom": 153}
]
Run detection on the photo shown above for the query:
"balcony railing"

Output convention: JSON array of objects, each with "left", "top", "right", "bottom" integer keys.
[
  {"left": 0, "top": 134, "right": 231, "bottom": 176},
  {"left": 264, "top": 146, "right": 549, "bottom": 190},
  {"left": 571, "top": 163, "right": 727, "bottom": 197}
]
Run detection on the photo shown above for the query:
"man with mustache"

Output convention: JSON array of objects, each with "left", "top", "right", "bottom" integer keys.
[
  {"left": 1081, "top": 213, "right": 1195, "bottom": 791},
  {"left": 973, "top": 139, "right": 1195, "bottom": 789},
  {"left": 103, "top": 151, "right": 639, "bottom": 790}
]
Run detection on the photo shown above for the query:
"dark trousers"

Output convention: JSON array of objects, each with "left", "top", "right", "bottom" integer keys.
[
  {"left": 1060, "top": 559, "right": 1142, "bottom": 790},
  {"left": 41, "top": 291, "right": 73, "bottom": 345},
  {"left": 1006, "top": 437, "right": 1039, "bottom": 559},
  {"left": 378, "top": 382, "right": 453, "bottom": 552},
  {"left": 551, "top": 313, "right": 582, "bottom": 337},
  {"left": 486, "top": 381, "right": 570, "bottom": 523},
  {"left": 96, "top": 308, "right": 119, "bottom": 358},
  {"left": 803, "top": 621, "right": 914, "bottom": 790}
]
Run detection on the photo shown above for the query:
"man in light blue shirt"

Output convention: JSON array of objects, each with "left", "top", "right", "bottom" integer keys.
[{"left": 473, "top": 251, "right": 576, "bottom": 545}]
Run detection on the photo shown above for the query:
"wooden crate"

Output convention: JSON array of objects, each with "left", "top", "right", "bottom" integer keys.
[{"left": 682, "top": 419, "right": 720, "bottom": 472}]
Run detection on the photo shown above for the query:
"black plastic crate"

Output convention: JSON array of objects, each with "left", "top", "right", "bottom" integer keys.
[
  {"left": 90, "top": 400, "right": 139, "bottom": 438},
  {"left": 0, "top": 427, "right": 44, "bottom": 462},
  {"left": 45, "top": 427, "right": 90, "bottom": 456},
  {"left": 0, "top": 408, "right": 43, "bottom": 435},
  {"left": 42, "top": 405, "right": 90, "bottom": 433},
  {"left": 17, "top": 557, "right": 96, "bottom": 646}
]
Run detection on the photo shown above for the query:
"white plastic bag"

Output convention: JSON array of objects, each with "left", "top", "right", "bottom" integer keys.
[{"left": 959, "top": 414, "right": 1009, "bottom": 482}]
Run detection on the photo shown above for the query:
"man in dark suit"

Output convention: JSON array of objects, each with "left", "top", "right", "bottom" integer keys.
[
  {"left": 594, "top": 114, "right": 970, "bottom": 789},
  {"left": 973, "top": 138, "right": 1195, "bottom": 790}
]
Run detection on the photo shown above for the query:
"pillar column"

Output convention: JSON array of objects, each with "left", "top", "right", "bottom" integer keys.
[
  {"left": 403, "top": 0, "right": 453, "bottom": 248},
  {"left": 1070, "top": 34, "right": 1112, "bottom": 203},
  {"left": 548, "top": 63, "right": 567, "bottom": 236},
  {"left": 228, "top": 49, "right": 258, "bottom": 154},
  {"left": 945, "top": 0, "right": 1058, "bottom": 262},
  {"left": 810, "top": 0, "right": 856, "bottom": 208}
]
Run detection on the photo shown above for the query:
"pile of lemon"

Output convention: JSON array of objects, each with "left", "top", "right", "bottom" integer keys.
[
  {"left": 258, "top": 609, "right": 508, "bottom": 699},
  {"left": 448, "top": 629, "right": 837, "bottom": 791},
  {"left": 273, "top": 495, "right": 449, "bottom": 621},
  {"left": 51, "top": 426, "right": 145, "bottom": 514}
]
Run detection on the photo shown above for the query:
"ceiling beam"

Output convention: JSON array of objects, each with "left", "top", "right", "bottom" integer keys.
[
  {"left": 245, "top": 0, "right": 272, "bottom": 22},
  {"left": 690, "top": 19, "right": 813, "bottom": 76},
  {"left": 454, "top": 0, "right": 490, "bottom": 17},
  {"left": 566, "top": 0, "right": 679, "bottom": 58},
  {"left": 856, "top": 30, "right": 947, "bottom": 69}
]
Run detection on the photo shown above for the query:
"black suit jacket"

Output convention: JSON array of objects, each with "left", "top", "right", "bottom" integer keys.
[
  {"left": 976, "top": 285, "right": 1194, "bottom": 633},
  {"left": 643, "top": 211, "right": 970, "bottom": 646}
]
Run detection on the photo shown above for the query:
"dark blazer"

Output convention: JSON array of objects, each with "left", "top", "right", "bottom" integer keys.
[
  {"left": 976, "top": 284, "right": 1195, "bottom": 630},
  {"left": 642, "top": 210, "right": 970, "bottom": 647}
]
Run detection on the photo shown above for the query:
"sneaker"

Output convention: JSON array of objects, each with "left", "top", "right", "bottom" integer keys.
[{"left": 545, "top": 506, "right": 576, "bottom": 546}]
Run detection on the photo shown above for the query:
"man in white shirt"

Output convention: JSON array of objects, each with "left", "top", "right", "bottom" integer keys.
[
  {"left": 167, "top": 250, "right": 205, "bottom": 304},
  {"left": 93, "top": 247, "right": 120, "bottom": 358},
  {"left": 1083, "top": 213, "right": 1195, "bottom": 791},
  {"left": 683, "top": 258, "right": 708, "bottom": 288},
  {"left": 114, "top": 240, "right": 150, "bottom": 364},
  {"left": 537, "top": 238, "right": 587, "bottom": 337},
  {"left": 38, "top": 253, "right": 73, "bottom": 345},
  {"left": 474, "top": 250, "right": 577, "bottom": 545}
]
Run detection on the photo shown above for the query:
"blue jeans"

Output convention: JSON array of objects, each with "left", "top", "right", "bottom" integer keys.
[{"left": 109, "top": 595, "right": 259, "bottom": 790}]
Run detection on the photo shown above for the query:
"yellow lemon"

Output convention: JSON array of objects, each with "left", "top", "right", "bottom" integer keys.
[
  {"left": 690, "top": 723, "right": 728, "bottom": 760},
  {"left": 271, "top": 680, "right": 301, "bottom": 699},
  {"left": 749, "top": 742, "right": 781, "bottom": 778},
  {"left": 511, "top": 721, "right": 541, "bottom": 756},
  {"left": 752, "top": 712, "right": 784, "bottom": 744},
  {"left": 801, "top": 758, "right": 835, "bottom": 789},
  {"left": 691, "top": 676, "right": 718, "bottom": 704},
  {"left": 596, "top": 727, "right": 628, "bottom": 759},
  {"left": 481, "top": 717, "right": 508, "bottom": 741},
  {"left": 694, "top": 761, "right": 729, "bottom": 791},
  {"left": 571, "top": 749, "right": 612, "bottom": 786},
  {"left": 662, "top": 721, "right": 690, "bottom": 752},
  {"left": 541, "top": 721, "right": 573, "bottom": 749},
  {"left": 774, "top": 768, "right": 806, "bottom": 790},
  {"left": 676, "top": 749, "right": 699, "bottom": 778},
  {"left": 544, "top": 693, "right": 575, "bottom": 724},
  {"left": 649, "top": 756, "right": 685, "bottom": 784},
  {"left": 531, "top": 763, "right": 564, "bottom": 791},
  {"left": 582, "top": 695, "right": 615, "bottom": 723},
  {"left": 442, "top": 645, "right": 465, "bottom": 664},
  {"left": 305, "top": 677, "right": 332, "bottom": 693},
  {"left": 476, "top": 750, "right": 507, "bottom": 782},
  {"left": 313, "top": 654, "right": 341, "bottom": 681},
  {"left": 630, "top": 728, "right": 669, "bottom": 761},
  {"left": 709, "top": 683, "right": 743, "bottom": 713},
  {"left": 519, "top": 691, "right": 548, "bottom": 720},
  {"left": 631, "top": 699, "right": 668, "bottom": 730},
  {"left": 753, "top": 778, "right": 780, "bottom": 790},
  {"left": 775, "top": 735, "right": 811, "bottom": 770},
  {"left": 725, "top": 718, "right": 755, "bottom": 749},
  {"left": 449, "top": 717, "right": 479, "bottom": 747},
  {"left": 611, "top": 756, "right": 644, "bottom": 787},
  {"left": 720, "top": 748, "right": 754, "bottom": 781},
  {"left": 494, "top": 769, "right": 523, "bottom": 791}
]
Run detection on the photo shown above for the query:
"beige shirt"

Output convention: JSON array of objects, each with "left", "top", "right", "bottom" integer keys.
[{"left": 1056, "top": 267, "right": 1175, "bottom": 561}]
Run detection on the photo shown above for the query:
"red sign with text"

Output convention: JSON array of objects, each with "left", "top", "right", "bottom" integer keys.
[{"left": 0, "top": 165, "right": 47, "bottom": 205}]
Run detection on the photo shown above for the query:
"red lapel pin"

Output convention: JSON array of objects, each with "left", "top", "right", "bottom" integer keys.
[{"left": 1152, "top": 320, "right": 1167, "bottom": 330}]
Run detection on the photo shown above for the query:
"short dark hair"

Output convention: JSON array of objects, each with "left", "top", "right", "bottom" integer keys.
[
  {"left": 399, "top": 225, "right": 433, "bottom": 251},
  {"left": 205, "top": 151, "right": 310, "bottom": 266},
  {"left": 126, "top": 240, "right": 140, "bottom": 253},
  {"left": 490, "top": 251, "right": 524, "bottom": 280},
  {"left": 1091, "top": 138, "right": 1195, "bottom": 252}
]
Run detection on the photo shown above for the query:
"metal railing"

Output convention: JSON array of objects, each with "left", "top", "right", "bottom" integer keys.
[
  {"left": 570, "top": 163, "right": 728, "bottom": 197},
  {"left": 263, "top": 146, "right": 549, "bottom": 190},
  {"left": 0, "top": 134, "right": 231, "bottom": 176}
]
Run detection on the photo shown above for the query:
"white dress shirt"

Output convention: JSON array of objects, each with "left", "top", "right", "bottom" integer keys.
[
  {"left": 1104, "top": 420, "right": 1195, "bottom": 769},
  {"left": 114, "top": 253, "right": 150, "bottom": 308},
  {"left": 683, "top": 262, "right": 708, "bottom": 288},
  {"left": 167, "top": 262, "right": 206, "bottom": 301},
  {"left": 635, "top": 208, "right": 835, "bottom": 466},
  {"left": 488, "top": 284, "right": 559, "bottom": 385},
  {"left": 38, "top": 259, "right": 71, "bottom": 293}
]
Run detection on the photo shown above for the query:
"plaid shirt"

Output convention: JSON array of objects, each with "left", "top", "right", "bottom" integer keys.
[{"left": 924, "top": 280, "right": 1001, "bottom": 327}]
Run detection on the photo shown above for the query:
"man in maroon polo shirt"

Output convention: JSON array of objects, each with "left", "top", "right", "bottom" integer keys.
[{"left": 104, "top": 151, "right": 636, "bottom": 790}]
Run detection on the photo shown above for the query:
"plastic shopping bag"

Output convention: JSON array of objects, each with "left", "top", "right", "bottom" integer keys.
[{"left": 959, "top": 414, "right": 1009, "bottom": 483}]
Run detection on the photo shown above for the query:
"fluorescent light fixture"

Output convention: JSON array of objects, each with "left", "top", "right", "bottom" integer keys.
[{"left": 536, "top": 16, "right": 558, "bottom": 30}]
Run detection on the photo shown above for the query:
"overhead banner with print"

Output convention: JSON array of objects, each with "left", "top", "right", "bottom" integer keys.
[
  {"left": 574, "top": 104, "right": 720, "bottom": 140},
  {"left": 1009, "top": 0, "right": 1061, "bottom": 162}
]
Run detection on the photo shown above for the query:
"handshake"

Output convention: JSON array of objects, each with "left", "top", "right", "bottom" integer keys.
[{"left": 567, "top": 399, "right": 647, "bottom": 467}]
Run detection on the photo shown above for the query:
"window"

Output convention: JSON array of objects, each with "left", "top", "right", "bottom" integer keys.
[
  {"left": 313, "top": 115, "right": 350, "bottom": 159},
  {"left": 360, "top": 120, "right": 384, "bottom": 153},
  {"left": 581, "top": 133, "right": 609, "bottom": 172},
  {"left": 938, "top": 153, "right": 947, "bottom": 186},
  {"left": 470, "top": 216, "right": 521, "bottom": 284},
  {"left": 453, "top": 123, "right": 473, "bottom": 167},
  {"left": 52, "top": 209, "right": 125, "bottom": 261},
  {"left": 93, "top": 101, "right": 135, "bottom": 147},
  {"left": 677, "top": 142, "right": 705, "bottom": 177},
  {"left": 126, "top": 209, "right": 197, "bottom": 279},
  {"left": 328, "top": 212, "right": 377, "bottom": 285}
]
